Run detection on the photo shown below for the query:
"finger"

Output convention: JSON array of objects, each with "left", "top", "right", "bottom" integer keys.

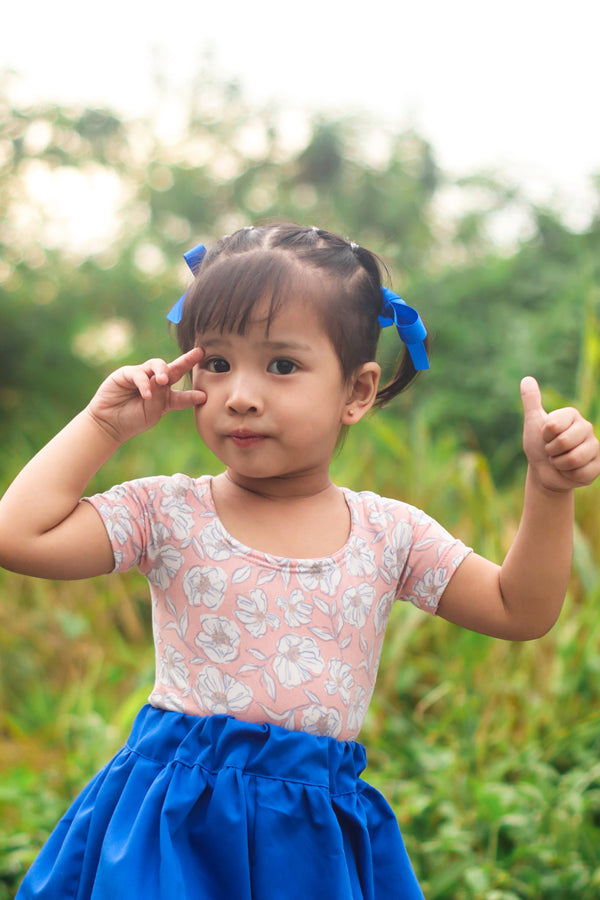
[
  {"left": 169, "top": 388, "right": 207, "bottom": 411},
  {"left": 573, "top": 454, "right": 600, "bottom": 486},
  {"left": 128, "top": 368, "right": 155, "bottom": 400},
  {"left": 133, "top": 359, "right": 171, "bottom": 397},
  {"left": 549, "top": 444, "right": 596, "bottom": 474},
  {"left": 166, "top": 347, "right": 204, "bottom": 383},
  {"left": 554, "top": 457, "right": 600, "bottom": 487},
  {"left": 543, "top": 410, "right": 592, "bottom": 456},
  {"left": 547, "top": 431, "right": 600, "bottom": 473},
  {"left": 520, "top": 376, "right": 547, "bottom": 423}
]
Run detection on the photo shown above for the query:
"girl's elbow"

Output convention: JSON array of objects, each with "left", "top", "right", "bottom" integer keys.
[{"left": 509, "top": 613, "right": 560, "bottom": 642}]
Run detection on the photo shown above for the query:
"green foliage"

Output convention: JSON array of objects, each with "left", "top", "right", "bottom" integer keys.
[
  {"left": 2, "top": 70, "right": 600, "bottom": 897},
  {"left": 413, "top": 219, "right": 600, "bottom": 479}
]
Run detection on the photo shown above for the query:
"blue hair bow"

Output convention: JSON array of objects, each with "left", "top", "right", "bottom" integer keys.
[
  {"left": 379, "top": 287, "right": 429, "bottom": 370},
  {"left": 166, "top": 244, "right": 207, "bottom": 324}
]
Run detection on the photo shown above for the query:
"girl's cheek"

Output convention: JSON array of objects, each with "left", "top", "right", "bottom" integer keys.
[{"left": 192, "top": 370, "right": 208, "bottom": 392}]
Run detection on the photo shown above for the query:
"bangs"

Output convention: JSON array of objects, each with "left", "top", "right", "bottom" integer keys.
[{"left": 178, "top": 252, "right": 314, "bottom": 347}]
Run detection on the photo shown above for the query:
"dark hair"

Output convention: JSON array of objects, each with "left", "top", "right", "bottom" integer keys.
[{"left": 175, "top": 222, "right": 427, "bottom": 408}]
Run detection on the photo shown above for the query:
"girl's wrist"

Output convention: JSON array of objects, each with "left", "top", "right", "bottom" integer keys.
[
  {"left": 82, "top": 406, "right": 127, "bottom": 450},
  {"left": 525, "top": 466, "right": 576, "bottom": 508}
]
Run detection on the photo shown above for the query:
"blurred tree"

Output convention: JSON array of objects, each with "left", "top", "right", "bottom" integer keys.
[{"left": 413, "top": 203, "right": 600, "bottom": 477}]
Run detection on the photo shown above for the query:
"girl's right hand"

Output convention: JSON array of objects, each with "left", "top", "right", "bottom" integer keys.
[{"left": 87, "top": 348, "right": 206, "bottom": 444}]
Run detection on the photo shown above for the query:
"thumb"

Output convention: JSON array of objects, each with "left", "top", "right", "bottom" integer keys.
[{"left": 520, "top": 376, "right": 547, "bottom": 424}]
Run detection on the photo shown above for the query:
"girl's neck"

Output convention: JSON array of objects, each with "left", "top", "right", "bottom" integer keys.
[
  {"left": 210, "top": 471, "right": 351, "bottom": 559},
  {"left": 219, "top": 468, "right": 336, "bottom": 503}
]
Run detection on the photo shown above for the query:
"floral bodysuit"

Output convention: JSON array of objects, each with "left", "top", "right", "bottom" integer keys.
[{"left": 86, "top": 474, "right": 471, "bottom": 741}]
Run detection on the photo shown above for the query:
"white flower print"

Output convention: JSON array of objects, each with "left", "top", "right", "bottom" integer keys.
[
  {"left": 103, "top": 483, "right": 128, "bottom": 501},
  {"left": 374, "top": 589, "right": 396, "bottom": 635},
  {"left": 390, "top": 518, "right": 414, "bottom": 553},
  {"left": 302, "top": 705, "right": 343, "bottom": 738},
  {"left": 276, "top": 589, "right": 312, "bottom": 627},
  {"left": 296, "top": 560, "right": 341, "bottom": 596},
  {"left": 347, "top": 684, "right": 368, "bottom": 733},
  {"left": 199, "top": 521, "right": 233, "bottom": 562},
  {"left": 273, "top": 635, "right": 324, "bottom": 688},
  {"left": 412, "top": 566, "right": 448, "bottom": 611},
  {"left": 166, "top": 506, "right": 195, "bottom": 542},
  {"left": 261, "top": 557, "right": 293, "bottom": 589},
  {"left": 160, "top": 477, "right": 190, "bottom": 507},
  {"left": 149, "top": 691, "right": 185, "bottom": 713},
  {"left": 195, "top": 615, "right": 241, "bottom": 663},
  {"left": 325, "top": 659, "right": 354, "bottom": 705},
  {"left": 158, "top": 478, "right": 195, "bottom": 540},
  {"left": 96, "top": 503, "right": 134, "bottom": 546},
  {"left": 234, "top": 589, "right": 280, "bottom": 638},
  {"left": 195, "top": 666, "right": 253, "bottom": 715},
  {"left": 147, "top": 523, "right": 184, "bottom": 588},
  {"left": 344, "top": 536, "right": 376, "bottom": 577},
  {"left": 158, "top": 643, "right": 190, "bottom": 690},
  {"left": 341, "top": 583, "right": 375, "bottom": 627},
  {"left": 366, "top": 498, "right": 395, "bottom": 528},
  {"left": 183, "top": 565, "right": 227, "bottom": 609},
  {"left": 382, "top": 520, "right": 413, "bottom": 579}
]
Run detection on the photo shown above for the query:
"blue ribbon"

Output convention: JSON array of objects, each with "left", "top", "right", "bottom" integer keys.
[
  {"left": 379, "top": 287, "right": 429, "bottom": 370},
  {"left": 166, "top": 244, "right": 207, "bottom": 324}
]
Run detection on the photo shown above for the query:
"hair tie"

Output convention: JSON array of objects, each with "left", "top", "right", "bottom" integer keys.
[
  {"left": 379, "top": 287, "right": 429, "bottom": 370},
  {"left": 166, "top": 243, "right": 206, "bottom": 324}
]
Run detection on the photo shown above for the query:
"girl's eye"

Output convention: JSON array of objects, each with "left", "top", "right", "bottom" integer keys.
[
  {"left": 205, "top": 357, "right": 230, "bottom": 373},
  {"left": 268, "top": 359, "right": 297, "bottom": 375}
]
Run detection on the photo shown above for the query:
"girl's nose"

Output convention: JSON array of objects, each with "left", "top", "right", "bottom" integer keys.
[{"left": 225, "top": 376, "right": 263, "bottom": 415}]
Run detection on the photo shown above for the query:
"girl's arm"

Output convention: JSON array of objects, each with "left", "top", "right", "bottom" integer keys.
[
  {"left": 437, "top": 377, "right": 600, "bottom": 640},
  {"left": 0, "top": 349, "right": 204, "bottom": 580}
]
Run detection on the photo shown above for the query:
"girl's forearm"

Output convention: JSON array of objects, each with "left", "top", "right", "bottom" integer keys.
[{"left": 499, "top": 468, "right": 575, "bottom": 638}]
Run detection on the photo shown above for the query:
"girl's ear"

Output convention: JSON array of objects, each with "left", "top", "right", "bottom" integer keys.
[{"left": 341, "top": 362, "right": 381, "bottom": 425}]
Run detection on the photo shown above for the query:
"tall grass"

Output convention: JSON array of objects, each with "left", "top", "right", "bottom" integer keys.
[{"left": 2, "top": 370, "right": 600, "bottom": 898}]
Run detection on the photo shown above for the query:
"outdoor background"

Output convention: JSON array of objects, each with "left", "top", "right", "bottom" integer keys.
[{"left": 2, "top": 3, "right": 600, "bottom": 897}]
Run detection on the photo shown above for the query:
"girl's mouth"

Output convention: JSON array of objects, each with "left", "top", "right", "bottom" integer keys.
[{"left": 229, "top": 431, "right": 266, "bottom": 448}]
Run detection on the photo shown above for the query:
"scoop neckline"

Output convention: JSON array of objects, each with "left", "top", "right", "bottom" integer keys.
[{"left": 196, "top": 474, "right": 357, "bottom": 568}]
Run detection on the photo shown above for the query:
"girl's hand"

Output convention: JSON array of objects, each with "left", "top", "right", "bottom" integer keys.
[
  {"left": 87, "top": 348, "right": 206, "bottom": 444},
  {"left": 521, "top": 376, "right": 600, "bottom": 492}
]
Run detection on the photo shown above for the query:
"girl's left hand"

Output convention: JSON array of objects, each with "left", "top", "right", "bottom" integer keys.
[{"left": 521, "top": 376, "right": 600, "bottom": 492}]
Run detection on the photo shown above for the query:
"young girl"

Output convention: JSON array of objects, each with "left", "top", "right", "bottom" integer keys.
[{"left": 2, "top": 222, "right": 599, "bottom": 900}]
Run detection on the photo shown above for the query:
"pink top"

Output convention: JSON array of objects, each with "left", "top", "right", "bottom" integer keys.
[{"left": 87, "top": 474, "right": 471, "bottom": 741}]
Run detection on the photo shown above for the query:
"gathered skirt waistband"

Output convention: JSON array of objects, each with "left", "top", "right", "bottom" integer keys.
[{"left": 125, "top": 704, "right": 368, "bottom": 793}]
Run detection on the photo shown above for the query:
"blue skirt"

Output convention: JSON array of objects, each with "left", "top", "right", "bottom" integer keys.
[{"left": 17, "top": 706, "right": 424, "bottom": 899}]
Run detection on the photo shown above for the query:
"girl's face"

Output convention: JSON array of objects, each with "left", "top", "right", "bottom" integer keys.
[{"left": 192, "top": 299, "right": 377, "bottom": 494}]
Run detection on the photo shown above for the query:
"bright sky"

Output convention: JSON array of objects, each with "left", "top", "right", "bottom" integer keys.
[{"left": 3, "top": 0, "right": 600, "bottom": 234}]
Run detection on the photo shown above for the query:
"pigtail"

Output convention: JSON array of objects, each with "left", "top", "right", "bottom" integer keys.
[
  {"left": 374, "top": 333, "right": 430, "bottom": 409},
  {"left": 347, "top": 243, "right": 429, "bottom": 409},
  {"left": 348, "top": 244, "right": 427, "bottom": 408}
]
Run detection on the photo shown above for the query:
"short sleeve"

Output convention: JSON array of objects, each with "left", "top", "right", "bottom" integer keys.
[
  {"left": 394, "top": 504, "right": 472, "bottom": 613},
  {"left": 84, "top": 477, "right": 164, "bottom": 574}
]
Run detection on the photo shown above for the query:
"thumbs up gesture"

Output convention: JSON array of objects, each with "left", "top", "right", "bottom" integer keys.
[{"left": 520, "top": 376, "right": 600, "bottom": 492}]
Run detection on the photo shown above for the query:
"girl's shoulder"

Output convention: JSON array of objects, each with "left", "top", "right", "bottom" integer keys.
[
  {"left": 342, "top": 486, "right": 431, "bottom": 527},
  {"left": 88, "top": 473, "right": 214, "bottom": 514},
  {"left": 343, "top": 487, "right": 471, "bottom": 576}
]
